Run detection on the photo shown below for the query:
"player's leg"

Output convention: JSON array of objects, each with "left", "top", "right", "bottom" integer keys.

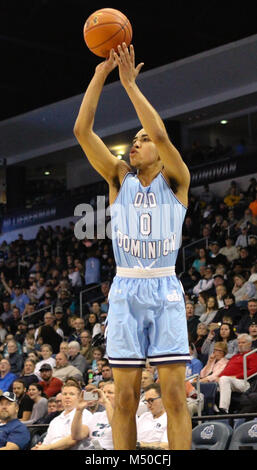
[
  {"left": 112, "top": 367, "right": 142, "bottom": 450},
  {"left": 158, "top": 363, "right": 192, "bottom": 450}
]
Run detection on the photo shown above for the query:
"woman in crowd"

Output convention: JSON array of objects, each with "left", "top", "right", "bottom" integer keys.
[
  {"left": 192, "top": 247, "right": 210, "bottom": 273},
  {"left": 192, "top": 323, "right": 208, "bottom": 358},
  {"left": 199, "top": 296, "right": 219, "bottom": 326},
  {"left": 85, "top": 313, "right": 101, "bottom": 339},
  {"left": 18, "top": 358, "right": 39, "bottom": 389},
  {"left": 214, "top": 293, "right": 242, "bottom": 325},
  {"left": 232, "top": 274, "right": 256, "bottom": 307},
  {"left": 23, "top": 382, "right": 48, "bottom": 425},
  {"left": 201, "top": 322, "right": 238, "bottom": 359},
  {"left": 199, "top": 341, "right": 229, "bottom": 382}
]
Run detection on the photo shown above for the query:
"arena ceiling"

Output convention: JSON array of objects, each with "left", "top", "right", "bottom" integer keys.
[{"left": 1, "top": 0, "right": 257, "bottom": 122}]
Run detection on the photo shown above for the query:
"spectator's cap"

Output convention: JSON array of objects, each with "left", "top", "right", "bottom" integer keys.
[
  {"left": 0, "top": 391, "right": 17, "bottom": 402},
  {"left": 213, "top": 274, "right": 224, "bottom": 279},
  {"left": 18, "top": 320, "right": 27, "bottom": 326},
  {"left": 248, "top": 273, "right": 257, "bottom": 283},
  {"left": 250, "top": 321, "right": 257, "bottom": 326},
  {"left": 29, "top": 273, "right": 36, "bottom": 278},
  {"left": 39, "top": 363, "right": 52, "bottom": 372},
  {"left": 210, "top": 241, "right": 220, "bottom": 246},
  {"left": 249, "top": 234, "right": 257, "bottom": 240},
  {"left": 28, "top": 324, "right": 35, "bottom": 329},
  {"left": 14, "top": 284, "right": 21, "bottom": 289},
  {"left": 55, "top": 306, "right": 63, "bottom": 314}
]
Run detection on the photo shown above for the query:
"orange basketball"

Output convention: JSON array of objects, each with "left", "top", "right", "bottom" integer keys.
[{"left": 83, "top": 8, "right": 133, "bottom": 58}]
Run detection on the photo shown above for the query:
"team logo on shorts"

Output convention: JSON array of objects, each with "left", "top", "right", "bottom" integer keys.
[
  {"left": 167, "top": 290, "right": 181, "bottom": 302},
  {"left": 200, "top": 425, "right": 214, "bottom": 440},
  {"left": 248, "top": 424, "right": 257, "bottom": 438}
]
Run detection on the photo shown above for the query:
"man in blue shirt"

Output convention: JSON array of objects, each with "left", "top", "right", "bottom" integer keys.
[
  {"left": 0, "top": 391, "right": 31, "bottom": 450},
  {"left": 0, "top": 358, "right": 17, "bottom": 392}
]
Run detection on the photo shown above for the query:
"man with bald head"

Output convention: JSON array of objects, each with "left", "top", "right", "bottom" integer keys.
[{"left": 52, "top": 352, "right": 83, "bottom": 383}]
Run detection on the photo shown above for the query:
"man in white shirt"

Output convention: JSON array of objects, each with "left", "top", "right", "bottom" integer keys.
[
  {"left": 31, "top": 383, "right": 92, "bottom": 450},
  {"left": 193, "top": 265, "right": 215, "bottom": 296},
  {"left": 136, "top": 383, "right": 168, "bottom": 449}
]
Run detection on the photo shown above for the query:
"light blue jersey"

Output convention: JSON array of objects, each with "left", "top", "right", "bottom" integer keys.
[
  {"left": 110, "top": 172, "right": 187, "bottom": 269},
  {"left": 107, "top": 171, "right": 190, "bottom": 368}
]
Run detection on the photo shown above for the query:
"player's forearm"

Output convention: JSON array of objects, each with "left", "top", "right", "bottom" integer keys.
[
  {"left": 124, "top": 81, "right": 167, "bottom": 142},
  {"left": 74, "top": 71, "right": 107, "bottom": 135}
]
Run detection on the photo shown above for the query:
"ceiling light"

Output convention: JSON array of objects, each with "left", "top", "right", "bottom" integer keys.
[
  {"left": 44, "top": 170, "right": 50, "bottom": 175},
  {"left": 220, "top": 120, "right": 228, "bottom": 125}
]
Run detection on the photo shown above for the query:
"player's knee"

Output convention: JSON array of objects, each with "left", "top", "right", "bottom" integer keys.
[
  {"left": 162, "top": 380, "right": 187, "bottom": 413},
  {"left": 116, "top": 387, "right": 140, "bottom": 413}
]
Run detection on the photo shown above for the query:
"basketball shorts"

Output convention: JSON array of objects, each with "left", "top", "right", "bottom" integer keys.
[{"left": 106, "top": 269, "right": 190, "bottom": 368}]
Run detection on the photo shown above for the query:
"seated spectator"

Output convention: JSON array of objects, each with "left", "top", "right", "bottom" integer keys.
[
  {"left": 68, "top": 317, "right": 86, "bottom": 343},
  {"left": 201, "top": 322, "right": 238, "bottom": 359},
  {"left": 208, "top": 241, "right": 228, "bottom": 267},
  {"left": 180, "top": 266, "right": 201, "bottom": 292},
  {"left": 59, "top": 341, "right": 69, "bottom": 356},
  {"left": 192, "top": 265, "right": 215, "bottom": 296},
  {"left": 136, "top": 383, "right": 168, "bottom": 449},
  {"left": 52, "top": 352, "right": 83, "bottom": 382},
  {"left": 199, "top": 342, "right": 229, "bottom": 382},
  {"left": 31, "top": 382, "right": 92, "bottom": 450},
  {"left": 12, "top": 379, "right": 34, "bottom": 422},
  {"left": 5, "top": 340, "right": 23, "bottom": 375},
  {"left": 37, "top": 324, "right": 63, "bottom": 355},
  {"left": 0, "top": 391, "right": 30, "bottom": 450},
  {"left": 237, "top": 298, "right": 257, "bottom": 333},
  {"left": 22, "top": 332, "right": 37, "bottom": 357},
  {"left": 82, "top": 383, "right": 105, "bottom": 414},
  {"left": 91, "top": 321, "right": 106, "bottom": 349},
  {"left": 137, "top": 369, "right": 155, "bottom": 417},
  {"left": 235, "top": 226, "right": 251, "bottom": 249},
  {"left": 238, "top": 247, "right": 254, "bottom": 274},
  {"left": 14, "top": 320, "right": 28, "bottom": 346},
  {"left": 0, "top": 278, "right": 30, "bottom": 316},
  {"left": 217, "top": 334, "right": 257, "bottom": 413},
  {"left": 199, "top": 296, "right": 219, "bottom": 326},
  {"left": 18, "top": 358, "right": 39, "bottom": 389},
  {"left": 186, "top": 301, "right": 199, "bottom": 342},
  {"left": 68, "top": 341, "right": 89, "bottom": 376},
  {"left": 192, "top": 247, "right": 210, "bottom": 273},
  {"left": 186, "top": 343, "right": 203, "bottom": 378},
  {"left": 249, "top": 321, "right": 257, "bottom": 348},
  {"left": 0, "top": 299, "right": 13, "bottom": 324},
  {"left": 0, "top": 318, "right": 7, "bottom": 344},
  {"left": 194, "top": 291, "right": 209, "bottom": 317},
  {"left": 80, "top": 331, "right": 93, "bottom": 363},
  {"left": 23, "top": 383, "right": 48, "bottom": 425},
  {"left": 85, "top": 312, "right": 101, "bottom": 339},
  {"left": 219, "top": 236, "right": 239, "bottom": 263},
  {"left": 185, "top": 380, "right": 204, "bottom": 417},
  {"left": 54, "top": 306, "right": 71, "bottom": 338},
  {"left": 35, "top": 396, "right": 62, "bottom": 424},
  {"left": 34, "top": 344, "right": 56, "bottom": 379},
  {"left": 232, "top": 274, "right": 256, "bottom": 307},
  {"left": 38, "top": 363, "right": 63, "bottom": 398},
  {"left": 192, "top": 323, "right": 208, "bottom": 358},
  {"left": 0, "top": 358, "right": 17, "bottom": 392},
  {"left": 215, "top": 283, "right": 227, "bottom": 308},
  {"left": 214, "top": 293, "right": 242, "bottom": 325}
]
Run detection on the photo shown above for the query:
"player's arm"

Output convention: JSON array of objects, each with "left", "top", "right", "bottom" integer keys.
[
  {"left": 115, "top": 43, "right": 190, "bottom": 206},
  {"left": 73, "top": 50, "right": 129, "bottom": 184}
]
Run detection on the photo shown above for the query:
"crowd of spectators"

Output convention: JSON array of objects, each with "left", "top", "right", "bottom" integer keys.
[{"left": 0, "top": 175, "right": 257, "bottom": 449}]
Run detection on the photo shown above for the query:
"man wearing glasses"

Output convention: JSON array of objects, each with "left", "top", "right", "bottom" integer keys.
[{"left": 136, "top": 383, "right": 168, "bottom": 449}]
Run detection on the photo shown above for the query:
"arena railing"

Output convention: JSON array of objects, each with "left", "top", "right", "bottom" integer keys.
[
  {"left": 243, "top": 348, "right": 257, "bottom": 382},
  {"left": 22, "top": 304, "right": 54, "bottom": 326},
  {"left": 79, "top": 283, "right": 103, "bottom": 318},
  {"left": 181, "top": 237, "right": 209, "bottom": 273}
]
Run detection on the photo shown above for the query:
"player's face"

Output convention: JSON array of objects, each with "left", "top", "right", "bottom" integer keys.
[{"left": 129, "top": 129, "right": 159, "bottom": 169}]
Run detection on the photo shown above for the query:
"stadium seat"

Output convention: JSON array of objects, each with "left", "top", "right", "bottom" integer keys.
[
  {"left": 228, "top": 420, "right": 257, "bottom": 450},
  {"left": 191, "top": 421, "right": 233, "bottom": 450}
]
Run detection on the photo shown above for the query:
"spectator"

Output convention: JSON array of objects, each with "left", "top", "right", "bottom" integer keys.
[
  {"left": 38, "top": 325, "right": 63, "bottom": 354},
  {"left": 85, "top": 249, "right": 101, "bottom": 286},
  {"left": 35, "top": 396, "right": 62, "bottom": 424},
  {"left": 192, "top": 265, "right": 215, "bottom": 296},
  {"left": 232, "top": 274, "right": 256, "bottom": 307},
  {"left": 192, "top": 247, "right": 210, "bottom": 273},
  {"left": 137, "top": 369, "right": 155, "bottom": 417},
  {"left": 23, "top": 382, "right": 48, "bottom": 425},
  {"left": 0, "top": 358, "right": 17, "bottom": 392},
  {"left": 14, "top": 320, "right": 28, "bottom": 346},
  {"left": 249, "top": 321, "right": 257, "bottom": 348},
  {"left": 5, "top": 339, "right": 23, "bottom": 375},
  {"left": 38, "top": 363, "right": 63, "bottom": 398},
  {"left": 68, "top": 317, "right": 86, "bottom": 343},
  {"left": 201, "top": 322, "right": 238, "bottom": 359},
  {"left": 54, "top": 306, "right": 71, "bottom": 337},
  {"left": 31, "top": 382, "right": 92, "bottom": 450},
  {"left": 219, "top": 236, "right": 239, "bottom": 263},
  {"left": 199, "top": 296, "right": 219, "bottom": 326},
  {"left": 217, "top": 333, "right": 257, "bottom": 413},
  {"left": 199, "top": 184, "right": 215, "bottom": 206},
  {"left": 208, "top": 241, "right": 228, "bottom": 266},
  {"left": 215, "top": 283, "right": 227, "bottom": 308},
  {"left": 68, "top": 341, "right": 89, "bottom": 376},
  {"left": 85, "top": 313, "right": 101, "bottom": 339},
  {"left": 0, "top": 391, "right": 30, "bottom": 450},
  {"left": 214, "top": 293, "right": 242, "bottom": 325},
  {"left": 80, "top": 331, "right": 93, "bottom": 363},
  {"left": 12, "top": 379, "right": 34, "bottom": 421},
  {"left": 0, "top": 318, "right": 7, "bottom": 344},
  {"left": 199, "top": 341, "right": 228, "bottom": 383},
  {"left": 71, "top": 382, "right": 116, "bottom": 450},
  {"left": 249, "top": 196, "right": 257, "bottom": 218},
  {"left": 192, "top": 323, "right": 208, "bottom": 357},
  {"left": 83, "top": 384, "right": 105, "bottom": 414},
  {"left": 59, "top": 341, "right": 69, "bottom": 356},
  {"left": 194, "top": 291, "right": 209, "bottom": 317},
  {"left": 237, "top": 299, "right": 257, "bottom": 333},
  {"left": 1, "top": 278, "right": 30, "bottom": 315},
  {"left": 185, "top": 344, "right": 203, "bottom": 378},
  {"left": 35, "top": 312, "right": 64, "bottom": 343},
  {"left": 0, "top": 299, "right": 13, "bottom": 324},
  {"left": 52, "top": 352, "right": 83, "bottom": 382},
  {"left": 186, "top": 301, "right": 199, "bottom": 341},
  {"left": 18, "top": 358, "right": 39, "bottom": 389},
  {"left": 136, "top": 383, "right": 168, "bottom": 449},
  {"left": 34, "top": 344, "right": 56, "bottom": 379}
]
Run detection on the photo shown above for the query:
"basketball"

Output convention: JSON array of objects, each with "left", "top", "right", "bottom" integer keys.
[{"left": 83, "top": 8, "right": 133, "bottom": 58}]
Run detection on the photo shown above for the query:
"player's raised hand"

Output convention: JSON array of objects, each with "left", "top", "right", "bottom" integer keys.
[
  {"left": 114, "top": 43, "right": 144, "bottom": 88},
  {"left": 95, "top": 48, "right": 117, "bottom": 78}
]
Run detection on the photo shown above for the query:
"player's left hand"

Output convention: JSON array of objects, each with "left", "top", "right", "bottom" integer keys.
[{"left": 114, "top": 43, "right": 144, "bottom": 88}]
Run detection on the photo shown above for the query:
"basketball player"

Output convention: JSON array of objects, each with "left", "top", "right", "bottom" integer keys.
[{"left": 74, "top": 43, "right": 191, "bottom": 450}]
